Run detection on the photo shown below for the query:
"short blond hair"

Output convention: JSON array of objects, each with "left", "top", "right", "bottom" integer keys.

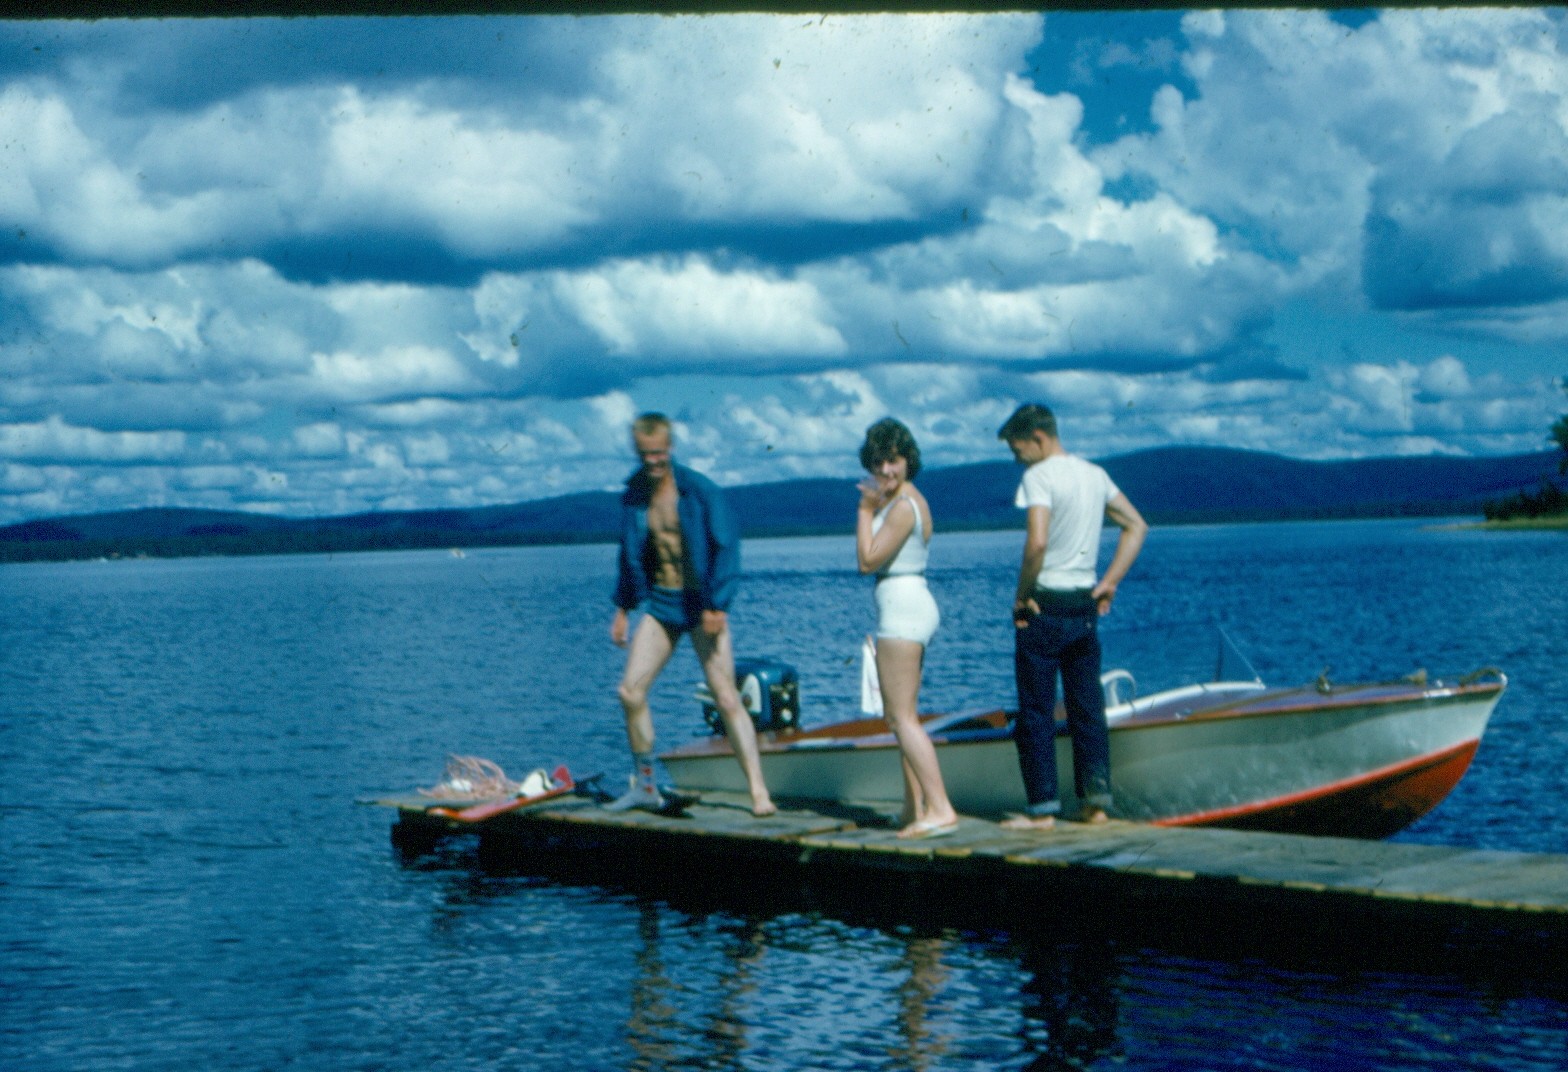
[{"left": 632, "top": 412, "right": 672, "bottom": 439}]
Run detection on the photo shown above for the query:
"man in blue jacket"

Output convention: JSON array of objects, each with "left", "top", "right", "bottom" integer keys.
[{"left": 609, "top": 412, "right": 776, "bottom": 816}]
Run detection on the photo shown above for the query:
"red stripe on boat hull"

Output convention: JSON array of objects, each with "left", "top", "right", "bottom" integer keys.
[{"left": 1158, "top": 739, "right": 1481, "bottom": 839}]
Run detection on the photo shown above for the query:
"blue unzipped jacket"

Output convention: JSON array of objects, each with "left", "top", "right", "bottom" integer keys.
[{"left": 614, "top": 462, "right": 740, "bottom": 613}]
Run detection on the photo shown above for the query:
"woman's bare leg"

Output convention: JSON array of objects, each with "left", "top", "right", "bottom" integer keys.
[
  {"left": 898, "top": 755, "right": 923, "bottom": 827},
  {"left": 876, "top": 638, "right": 957, "bottom": 836}
]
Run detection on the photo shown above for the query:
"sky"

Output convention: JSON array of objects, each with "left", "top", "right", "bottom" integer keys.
[{"left": 2, "top": 8, "right": 1567, "bottom": 526}]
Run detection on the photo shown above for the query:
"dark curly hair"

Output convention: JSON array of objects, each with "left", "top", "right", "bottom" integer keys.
[{"left": 859, "top": 417, "right": 921, "bottom": 479}]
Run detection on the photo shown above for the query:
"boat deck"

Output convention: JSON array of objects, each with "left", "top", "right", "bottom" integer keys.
[{"left": 375, "top": 790, "right": 1568, "bottom": 959}]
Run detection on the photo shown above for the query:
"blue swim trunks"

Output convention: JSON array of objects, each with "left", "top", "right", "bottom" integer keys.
[{"left": 648, "top": 586, "right": 704, "bottom": 633}]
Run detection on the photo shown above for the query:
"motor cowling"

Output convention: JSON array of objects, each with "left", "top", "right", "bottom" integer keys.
[{"left": 699, "top": 657, "right": 800, "bottom": 735}]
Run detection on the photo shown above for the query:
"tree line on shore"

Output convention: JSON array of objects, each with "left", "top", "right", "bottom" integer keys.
[
  {"left": 5, "top": 440, "right": 1565, "bottom": 564},
  {"left": 1484, "top": 377, "right": 1568, "bottom": 522}
]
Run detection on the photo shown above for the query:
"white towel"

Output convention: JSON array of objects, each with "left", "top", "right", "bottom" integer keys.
[
  {"left": 517, "top": 768, "right": 553, "bottom": 798},
  {"left": 860, "top": 635, "right": 884, "bottom": 715}
]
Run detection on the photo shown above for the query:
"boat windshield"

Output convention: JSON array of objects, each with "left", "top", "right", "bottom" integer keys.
[{"left": 1214, "top": 626, "right": 1264, "bottom": 685}]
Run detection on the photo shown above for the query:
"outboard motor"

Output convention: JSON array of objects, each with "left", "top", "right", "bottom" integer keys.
[{"left": 699, "top": 657, "right": 800, "bottom": 735}]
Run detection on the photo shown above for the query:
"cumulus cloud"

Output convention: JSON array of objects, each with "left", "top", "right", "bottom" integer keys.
[
  {"left": 0, "top": 16, "right": 1038, "bottom": 278},
  {"left": 1099, "top": 8, "right": 1568, "bottom": 328},
  {"left": 292, "top": 422, "right": 344, "bottom": 457},
  {"left": 1416, "top": 355, "right": 1472, "bottom": 402},
  {"left": 556, "top": 256, "right": 847, "bottom": 362},
  {"left": 1, "top": 11, "right": 1565, "bottom": 526},
  {"left": 0, "top": 416, "right": 187, "bottom": 465},
  {"left": 1319, "top": 357, "right": 1556, "bottom": 454}
]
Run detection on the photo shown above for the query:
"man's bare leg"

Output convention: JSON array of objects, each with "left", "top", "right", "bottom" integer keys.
[
  {"left": 692, "top": 623, "right": 777, "bottom": 816},
  {"left": 609, "top": 615, "right": 678, "bottom": 809},
  {"left": 618, "top": 615, "right": 678, "bottom": 750}
]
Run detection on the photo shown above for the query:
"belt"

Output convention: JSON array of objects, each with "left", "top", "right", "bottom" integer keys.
[{"left": 1033, "top": 587, "right": 1097, "bottom": 615}]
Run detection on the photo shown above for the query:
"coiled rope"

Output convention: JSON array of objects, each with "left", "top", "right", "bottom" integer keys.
[{"left": 418, "top": 754, "right": 522, "bottom": 799}]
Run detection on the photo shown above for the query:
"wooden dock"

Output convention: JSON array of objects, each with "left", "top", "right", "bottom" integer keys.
[{"left": 376, "top": 790, "right": 1568, "bottom": 963}]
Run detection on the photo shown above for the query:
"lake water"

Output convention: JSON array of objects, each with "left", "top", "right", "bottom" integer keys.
[{"left": 2, "top": 518, "right": 1566, "bottom": 1071}]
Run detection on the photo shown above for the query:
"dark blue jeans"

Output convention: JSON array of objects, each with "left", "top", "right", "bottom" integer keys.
[{"left": 1013, "top": 608, "right": 1113, "bottom": 815}]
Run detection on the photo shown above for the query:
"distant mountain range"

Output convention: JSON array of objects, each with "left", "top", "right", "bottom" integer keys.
[{"left": 2, "top": 446, "right": 1561, "bottom": 563}]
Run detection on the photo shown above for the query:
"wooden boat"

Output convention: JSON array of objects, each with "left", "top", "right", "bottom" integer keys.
[{"left": 661, "top": 660, "right": 1507, "bottom": 839}]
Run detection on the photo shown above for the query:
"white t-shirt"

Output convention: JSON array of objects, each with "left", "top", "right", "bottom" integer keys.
[{"left": 1014, "top": 454, "right": 1120, "bottom": 591}]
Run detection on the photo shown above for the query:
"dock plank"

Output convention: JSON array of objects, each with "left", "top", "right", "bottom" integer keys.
[
  {"left": 377, "top": 790, "right": 1568, "bottom": 952},
  {"left": 1368, "top": 852, "right": 1568, "bottom": 907},
  {"left": 517, "top": 792, "right": 858, "bottom": 842}
]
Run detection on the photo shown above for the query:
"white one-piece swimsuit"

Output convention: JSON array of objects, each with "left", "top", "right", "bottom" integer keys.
[{"left": 872, "top": 495, "right": 940, "bottom": 646}]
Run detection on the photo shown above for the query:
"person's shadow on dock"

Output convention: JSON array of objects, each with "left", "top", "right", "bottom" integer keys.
[{"left": 748, "top": 796, "right": 897, "bottom": 828}]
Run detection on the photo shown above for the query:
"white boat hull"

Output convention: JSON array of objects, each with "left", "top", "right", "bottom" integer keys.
[{"left": 660, "top": 673, "right": 1506, "bottom": 838}]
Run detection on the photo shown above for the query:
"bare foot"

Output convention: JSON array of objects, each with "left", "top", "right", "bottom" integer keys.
[
  {"left": 1081, "top": 808, "right": 1109, "bottom": 825},
  {"left": 897, "top": 818, "right": 959, "bottom": 839},
  {"left": 999, "top": 813, "right": 1056, "bottom": 832},
  {"left": 752, "top": 798, "right": 778, "bottom": 818}
]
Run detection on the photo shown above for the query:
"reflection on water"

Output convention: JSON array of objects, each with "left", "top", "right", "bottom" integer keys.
[
  {"left": 1014, "top": 940, "right": 1121, "bottom": 1071},
  {"left": 396, "top": 834, "right": 1567, "bottom": 1072},
  {"left": 891, "top": 936, "right": 951, "bottom": 1071},
  {"left": 623, "top": 903, "right": 766, "bottom": 1072}
]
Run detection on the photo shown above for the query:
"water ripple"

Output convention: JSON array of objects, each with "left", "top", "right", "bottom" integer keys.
[{"left": 3, "top": 526, "right": 1566, "bottom": 1071}]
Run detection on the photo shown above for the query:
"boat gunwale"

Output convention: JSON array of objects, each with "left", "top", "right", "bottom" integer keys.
[{"left": 1108, "top": 677, "right": 1505, "bottom": 731}]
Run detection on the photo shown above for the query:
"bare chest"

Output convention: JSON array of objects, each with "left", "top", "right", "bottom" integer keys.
[
  {"left": 646, "top": 481, "right": 681, "bottom": 537},
  {"left": 644, "top": 482, "right": 687, "bottom": 585}
]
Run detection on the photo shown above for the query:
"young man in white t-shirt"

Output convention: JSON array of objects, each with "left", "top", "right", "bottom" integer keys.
[{"left": 996, "top": 403, "right": 1148, "bottom": 831}]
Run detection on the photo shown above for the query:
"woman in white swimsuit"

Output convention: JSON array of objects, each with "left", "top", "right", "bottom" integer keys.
[{"left": 856, "top": 418, "right": 959, "bottom": 839}]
